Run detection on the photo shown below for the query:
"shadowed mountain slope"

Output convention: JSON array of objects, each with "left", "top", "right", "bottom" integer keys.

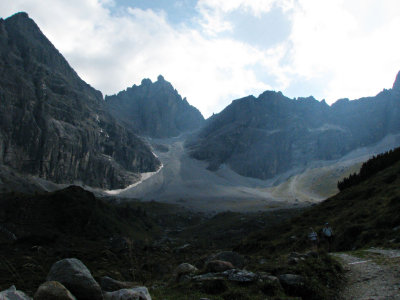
[
  {"left": 0, "top": 12, "right": 160, "bottom": 189},
  {"left": 187, "top": 79, "right": 400, "bottom": 181},
  {"left": 105, "top": 75, "right": 204, "bottom": 138}
]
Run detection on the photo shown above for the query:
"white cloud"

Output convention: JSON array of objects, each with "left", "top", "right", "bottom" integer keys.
[
  {"left": 196, "top": 0, "right": 294, "bottom": 35},
  {"left": 285, "top": 0, "right": 400, "bottom": 102}
]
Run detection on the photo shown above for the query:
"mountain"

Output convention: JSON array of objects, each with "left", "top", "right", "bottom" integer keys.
[
  {"left": 0, "top": 12, "right": 160, "bottom": 189},
  {"left": 105, "top": 75, "right": 204, "bottom": 138},
  {"left": 186, "top": 79, "right": 400, "bottom": 181}
]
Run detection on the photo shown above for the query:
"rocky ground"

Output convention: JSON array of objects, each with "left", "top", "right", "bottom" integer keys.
[{"left": 334, "top": 249, "right": 400, "bottom": 299}]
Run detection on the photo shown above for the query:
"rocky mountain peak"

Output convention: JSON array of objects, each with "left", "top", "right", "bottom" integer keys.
[
  {"left": 106, "top": 76, "right": 204, "bottom": 138},
  {"left": 6, "top": 11, "right": 30, "bottom": 22}
]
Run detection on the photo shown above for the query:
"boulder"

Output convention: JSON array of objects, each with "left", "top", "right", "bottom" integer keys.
[
  {"left": 223, "top": 269, "right": 258, "bottom": 282},
  {"left": 46, "top": 258, "right": 102, "bottom": 300},
  {"left": 205, "top": 260, "right": 234, "bottom": 273},
  {"left": 208, "top": 251, "right": 244, "bottom": 268},
  {"left": 103, "top": 287, "right": 151, "bottom": 300},
  {"left": 174, "top": 263, "right": 198, "bottom": 279},
  {"left": 100, "top": 276, "right": 136, "bottom": 292},
  {"left": 278, "top": 274, "right": 305, "bottom": 288},
  {"left": 0, "top": 285, "right": 31, "bottom": 300},
  {"left": 34, "top": 281, "right": 76, "bottom": 300}
]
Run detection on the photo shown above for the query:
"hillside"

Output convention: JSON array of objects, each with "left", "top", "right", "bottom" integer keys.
[
  {"left": 187, "top": 79, "right": 400, "bottom": 181},
  {"left": 105, "top": 75, "right": 204, "bottom": 138},
  {"left": 0, "top": 12, "right": 160, "bottom": 189},
  {"left": 238, "top": 148, "right": 400, "bottom": 255},
  {"left": 2, "top": 149, "right": 400, "bottom": 299}
]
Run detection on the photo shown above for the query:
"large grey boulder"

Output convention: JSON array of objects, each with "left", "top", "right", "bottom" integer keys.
[
  {"left": 46, "top": 258, "right": 102, "bottom": 300},
  {"left": 174, "top": 263, "right": 198, "bottom": 277},
  {"left": 0, "top": 285, "right": 31, "bottom": 300},
  {"left": 34, "top": 281, "right": 76, "bottom": 300},
  {"left": 103, "top": 287, "right": 151, "bottom": 300}
]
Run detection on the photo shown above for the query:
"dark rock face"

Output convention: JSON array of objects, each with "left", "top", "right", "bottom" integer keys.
[
  {"left": 187, "top": 83, "right": 400, "bottom": 180},
  {"left": 0, "top": 13, "right": 160, "bottom": 189},
  {"left": 105, "top": 75, "right": 204, "bottom": 138},
  {"left": 393, "top": 71, "right": 400, "bottom": 91}
]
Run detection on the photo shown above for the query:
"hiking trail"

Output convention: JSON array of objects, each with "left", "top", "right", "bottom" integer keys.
[{"left": 333, "top": 248, "right": 400, "bottom": 299}]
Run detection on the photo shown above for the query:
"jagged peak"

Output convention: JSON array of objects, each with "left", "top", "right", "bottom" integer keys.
[
  {"left": 5, "top": 12, "right": 35, "bottom": 28},
  {"left": 141, "top": 78, "right": 152, "bottom": 85},
  {"left": 157, "top": 74, "right": 165, "bottom": 82},
  {"left": 7, "top": 11, "right": 30, "bottom": 20}
]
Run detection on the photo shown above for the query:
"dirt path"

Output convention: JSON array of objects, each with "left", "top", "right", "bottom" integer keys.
[{"left": 333, "top": 249, "right": 400, "bottom": 299}]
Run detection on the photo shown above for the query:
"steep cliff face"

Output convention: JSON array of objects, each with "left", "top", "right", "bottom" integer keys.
[
  {"left": 187, "top": 81, "right": 400, "bottom": 180},
  {"left": 105, "top": 75, "right": 204, "bottom": 138},
  {"left": 0, "top": 12, "right": 160, "bottom": 189},
  {"left": 393, "top": 71, "right": 400, "bottom": 92}
]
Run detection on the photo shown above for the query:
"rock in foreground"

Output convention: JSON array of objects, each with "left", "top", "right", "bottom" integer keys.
[{"left": 46, "top": 258, "right": 102, "bottom": 300}]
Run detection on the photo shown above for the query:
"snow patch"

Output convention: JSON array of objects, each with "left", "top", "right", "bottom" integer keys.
[{"left": 104, "top": 163, "right": 163, "bottom": 195}]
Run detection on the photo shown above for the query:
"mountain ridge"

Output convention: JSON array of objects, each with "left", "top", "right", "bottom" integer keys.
[{"left": 187, "top": 79, "right": 400, "bottom": 181}]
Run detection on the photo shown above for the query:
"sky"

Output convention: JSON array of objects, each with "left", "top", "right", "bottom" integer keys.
[{"left": 1, "top": 0, "right": 400, "bottom": 118}]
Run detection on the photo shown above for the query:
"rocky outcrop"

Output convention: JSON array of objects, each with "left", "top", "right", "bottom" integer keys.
[
  {"left": 46, "top": 258, "right": 103, "bottom": 300},
  {"left": 0, "top": 12, "right": 160, "bottom": 189},
  {"left": 1, "top": 258, "right": 154, "bottom": 300},
  {"left": 187, "top": 78, "right": 400, "bottom": 180},
  {"left": 105, "top": 75, "right": 204, "bottom": 138},
  {"left": 192, "top": 269, "right": 258, "bottom": 283}
]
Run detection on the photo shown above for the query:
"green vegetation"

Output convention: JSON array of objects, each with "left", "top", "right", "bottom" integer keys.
[{"left": 338, "top": 146, "right": 400, "bottom": 191}]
